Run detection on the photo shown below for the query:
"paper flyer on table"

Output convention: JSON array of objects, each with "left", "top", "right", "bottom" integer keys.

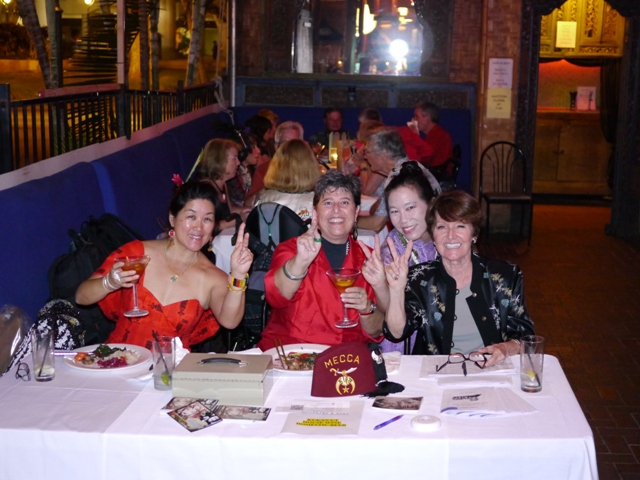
[
  {"left": 440, "top": 387, "right": 536, "bottom": 418},
  {"left": 421, "top": 356, "right": 516, "bottom": 378},
  {"left": 280, "top": 400, "right": 364, "bottom": 435}
]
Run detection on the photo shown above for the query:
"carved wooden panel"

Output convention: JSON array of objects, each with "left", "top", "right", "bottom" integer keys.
[
  {"left": 244, "top": 84, "right": 315, "bottom": 106},
  {"left": 540, "top": 0, "right": 625, "bottom": 58},
  {"left": 396, "top": 89, "right": 469, "bottom": 109}
]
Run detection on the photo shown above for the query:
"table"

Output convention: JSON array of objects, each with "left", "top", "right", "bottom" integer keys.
[
  {"left": 212, "top": 226, "right": 388, "bottom": 273},
  {"left": 0, "top": 354, "right": 597, "bottom": 480}
]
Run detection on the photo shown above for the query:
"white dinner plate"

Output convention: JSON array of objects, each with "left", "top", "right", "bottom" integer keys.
[
  {"left": 63, "top": 343, "right": 152, "bottom": 372},
  {"left": 263, "top": 343, "right": 329, "bottom": 374}
]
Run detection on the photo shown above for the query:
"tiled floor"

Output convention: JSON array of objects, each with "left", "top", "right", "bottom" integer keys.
[{"left": 479, "top": 204, "right": 640, "bottom": 480}]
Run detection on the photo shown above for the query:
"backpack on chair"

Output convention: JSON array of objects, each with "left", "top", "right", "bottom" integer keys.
[
  {"left": 228, "top": 203, "right": 307, "bottom": 350},
  {"left": 47, "top": 213, "right": 144, "bottom": 346}
]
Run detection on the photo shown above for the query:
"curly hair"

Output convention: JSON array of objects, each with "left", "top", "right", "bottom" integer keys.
[{"left": 313, "top": 169, "right": 361, "bottom": 207}]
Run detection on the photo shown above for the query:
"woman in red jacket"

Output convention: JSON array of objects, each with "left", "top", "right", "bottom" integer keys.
[{"left": 258, "top": 170, "right": 386, "bottom": 350}]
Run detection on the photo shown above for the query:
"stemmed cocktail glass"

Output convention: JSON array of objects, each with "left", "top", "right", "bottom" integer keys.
[
  {"left": 116, "top": 255, "right": 151, "bottom": 317},
  {"left": 326, "top": 268, "right": 361, "bottom": 328}
]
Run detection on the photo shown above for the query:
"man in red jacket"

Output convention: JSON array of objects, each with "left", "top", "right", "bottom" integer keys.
[{"left": 410, "top": 101, "right": 453, "bottom": 168}]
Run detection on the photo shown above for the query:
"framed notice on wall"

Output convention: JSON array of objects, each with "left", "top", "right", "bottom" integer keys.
[{"left": 556, "top": 21, "right": 577, "bottom": 48}]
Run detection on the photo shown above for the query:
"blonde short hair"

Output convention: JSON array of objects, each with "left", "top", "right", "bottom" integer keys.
[
  {"left": 264, "top": 139, "right": 320, "bottom": 193},
  {"left": 199, "top": 139, "right": 239, "bottom": 180}
]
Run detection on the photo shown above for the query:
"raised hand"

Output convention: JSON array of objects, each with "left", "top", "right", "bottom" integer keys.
[
  {"left": 229, "top": 222, "right": 253, "bottom": 277},
  {"left": 385, "top": 237, "right": 412, "bottom": 291},
  {"left": 291, "top": 210, "right": 322, "bottom": 270},
  {"left": 358, "top": 236, "right": 385, "bottom": 289}
]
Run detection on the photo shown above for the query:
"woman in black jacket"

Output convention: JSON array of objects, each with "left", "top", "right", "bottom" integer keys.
[{"left": 382, "top": 190, "right": 534, "bottom": 366}]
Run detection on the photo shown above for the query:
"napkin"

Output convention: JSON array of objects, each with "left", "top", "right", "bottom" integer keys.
[
  {"left": 130, "top": 337, "right": 189, "bottom": 381},
  {"left": 382, "top": 351, "right": 401, "bottom": 374},
  {"left": 437, "top": 375, "right": 513, "bottom": 387}
]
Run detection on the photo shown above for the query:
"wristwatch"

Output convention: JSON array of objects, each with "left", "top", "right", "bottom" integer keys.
[{"left": 360, "top": 301, "right": 377, "bottom": 316}]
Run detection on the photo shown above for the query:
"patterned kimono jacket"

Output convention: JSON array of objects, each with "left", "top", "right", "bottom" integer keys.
[{"left": 382, "top": 253, "right": 534, "bottom": 355}]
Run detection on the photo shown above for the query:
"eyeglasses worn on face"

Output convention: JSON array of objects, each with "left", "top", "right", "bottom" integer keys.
[
  {"left": 436, "top": 352, "right": 488, "bottom": 373},
  {"left": 15, "top": 362, "right": 31, "bottom": 381}
]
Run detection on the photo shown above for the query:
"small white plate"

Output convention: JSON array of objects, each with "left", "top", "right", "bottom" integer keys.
[
  {"left": 63, "top": 344, "right": 152, "bottom": 372},
  {"left": 262, "top": 343, "right": 329, "bottom": 374}
]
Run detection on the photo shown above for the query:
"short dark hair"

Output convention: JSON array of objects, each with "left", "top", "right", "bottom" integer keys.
[
  {"left": 384, "top": 162, "right": 436, "bottom": 213},
  {"left": 427, "top": 190, "right": 484, "bottom": 238},
  {"left": 169, "top": 181, "right": 217, "bottom": 218},
  {"left": 313, "top": 170, "right": 361, "bottom": 207},
  {"left": 368, "top": 127, "right": 406, "bottom": 159},
  {"left": 323, "top": 107, "right": 343, "bottom": 120},
  {"left": 245, "top": 115, "right": 272, "bottom": 142},
  {"left": 415, "top": 100, "right": 440, "bottom": 124}
]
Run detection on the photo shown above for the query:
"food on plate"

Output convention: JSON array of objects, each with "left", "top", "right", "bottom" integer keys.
[
  {"left": 282, "top": 352, "right": 318, "bottom": 371},
  {"left": 73, "top": 344, "right": 140, "bottom": 369}
]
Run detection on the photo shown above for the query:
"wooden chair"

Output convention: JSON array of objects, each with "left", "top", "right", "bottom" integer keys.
[{"left": 479, "top": 141, "right": 533, "bottom": 245}]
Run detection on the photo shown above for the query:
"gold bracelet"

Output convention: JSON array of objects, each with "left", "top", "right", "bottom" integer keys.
[{"left": 227, "top": 284, "right": 247, "bottom": 293}]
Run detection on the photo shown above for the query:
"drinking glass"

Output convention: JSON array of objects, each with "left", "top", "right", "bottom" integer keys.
[
  {"left": 326, "top": 268, "right": 361, "bottom": 328},
  {"left": 115, "top": 255, "right": 151, "bottom": 317},
  {"left": 520, "top": 335, "right": 544, "bottom": 393}
]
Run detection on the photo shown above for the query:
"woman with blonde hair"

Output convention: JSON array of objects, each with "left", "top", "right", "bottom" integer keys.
[{"left": 253, "top": 139, "right": 320, "bottom": 222}]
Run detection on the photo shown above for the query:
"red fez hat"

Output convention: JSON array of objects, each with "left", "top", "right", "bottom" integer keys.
[{"left": 311, "top": 343, "right": 376, "bottom": 397}]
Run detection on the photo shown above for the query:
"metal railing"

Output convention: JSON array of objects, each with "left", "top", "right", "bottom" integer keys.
[{"left": 0, "top": 80, "right": 220, "bottom": 174}]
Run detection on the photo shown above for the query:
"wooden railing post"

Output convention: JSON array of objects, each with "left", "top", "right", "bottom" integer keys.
[
  {"left": 177, "top": 81, "right": 185, "bottom": 116},
  {"left": 0, "top": 84, "right": 13, "bottom": 174}
]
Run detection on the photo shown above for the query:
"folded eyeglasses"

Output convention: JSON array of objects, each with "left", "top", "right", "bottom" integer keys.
[
  {"left": 436, "top": 352, "right": 488, "bottom": 372},
  {"left": 15, "top": 362, "right": 31, "bottom": 381}
]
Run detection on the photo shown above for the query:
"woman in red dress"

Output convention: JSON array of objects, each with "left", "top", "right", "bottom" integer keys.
[{"left": 75, "top": 181, "right": 253, "bottom": 350}]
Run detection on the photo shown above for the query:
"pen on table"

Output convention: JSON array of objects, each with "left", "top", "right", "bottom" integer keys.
[
  {"left": 374, "top": 415, "right": 404, "bottom": 431},
  {"left": 462, "top": 362, "right": 467, "bottom": 376}
]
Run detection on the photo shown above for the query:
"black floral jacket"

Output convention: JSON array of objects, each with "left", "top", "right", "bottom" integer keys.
[{"left": 382, "top": 253, "right": 535, "bottom": 355}]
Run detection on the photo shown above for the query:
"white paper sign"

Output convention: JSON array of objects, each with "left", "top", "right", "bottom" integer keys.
[
  {"left": 488, "top": 58, "right": 513, "bottom": 89},
  {"left": 576, "top": 86, "right": 597, "bottom": 111},
  {"left": 556, "top": 21, "right": 577, "bottom": 48}
]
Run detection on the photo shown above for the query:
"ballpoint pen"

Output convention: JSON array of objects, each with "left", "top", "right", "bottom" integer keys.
[
  {"left": 462, "top": 362, "right": 467, "bottom": 376},
  {"left": 374, "top": 415, "right": 404, "bottom": 430}
]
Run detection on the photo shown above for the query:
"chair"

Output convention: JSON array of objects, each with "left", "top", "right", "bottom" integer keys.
[
  {"left": 479, "top": 141, "right": 533, "bottom": 245},
  {"left": 429, "top": 144, "right": 462, "bottom": 192},
  {"left": 228, "top": 202, "right": 308, "bottom": 350}
]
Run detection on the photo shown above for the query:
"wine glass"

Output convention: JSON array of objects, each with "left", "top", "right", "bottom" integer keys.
[
  {"left": 326, "top": 268, "right": 361, "bottom": 328},
  {"left": 115, "top": 255, "right": 151, "bottom": 318}
]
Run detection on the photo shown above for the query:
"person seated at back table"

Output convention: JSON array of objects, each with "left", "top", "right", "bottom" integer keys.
[
  {"left": 257, "top": 170, "right": 386, "bottom": 350},
  {"left": 372, "top": 190, "right": 534, "bottom": 366},
  {"left": 75, "top": 181, "right": 254, "bottom": 350},
  {"left": 253, "top": 139, "right": 320, "bottom": 222},
  {"left": 197, "top": 139, "right": 248, "bottom": 234},
  {"left": 357, "top": 108, "right": 433, "bottom": 165},
  {"left": 226, "top": 129, "right": 261, "bottom": 209},
  {"left": 245, "top": 114, "right": 275, "bottom": 162},
  {"left": 308, "top": 107, "right": 354, "bottom": 150},
  {"left": 410, "top": 100, "right": 453, "bottom": 168},
  {"left": 358, "top": 127, "right": 441, "bottom": 233},
  {"left": 245, "top": 121, "right": 305, "bottom": 204},
  {"left": 257, "top": 108, "right": 279, "bottom": 154}
]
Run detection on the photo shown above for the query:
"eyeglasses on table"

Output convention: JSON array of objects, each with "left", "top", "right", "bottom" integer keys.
[
  {"left": 436, "top": 352, "right": 488, "bottom": 372},
  {"left": 15, "top": 362, "right": 31, "bottom": 381}
]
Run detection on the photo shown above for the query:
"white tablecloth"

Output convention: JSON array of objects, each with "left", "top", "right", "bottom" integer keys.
[
  {"left": 212, "top": 227, "right": 388, "bottom": 273},
  {"left": 0, "top": 355, "right": 597, "bottom": 480}
]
